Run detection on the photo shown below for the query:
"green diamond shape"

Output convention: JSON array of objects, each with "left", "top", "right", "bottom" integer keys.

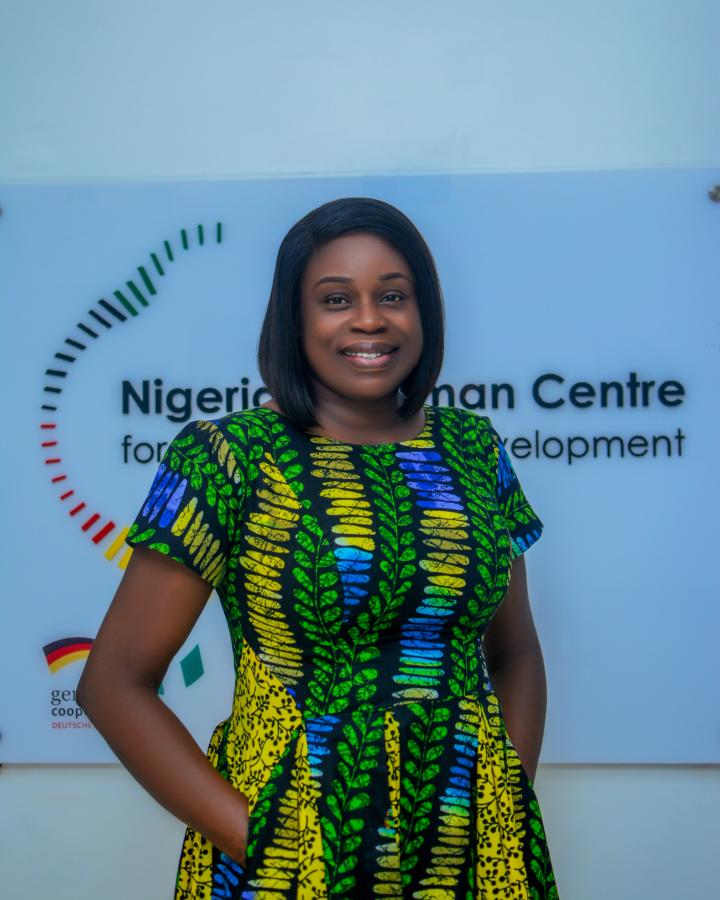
[{"left": 180, "top": 644, "right": 204, "bottom": 687}]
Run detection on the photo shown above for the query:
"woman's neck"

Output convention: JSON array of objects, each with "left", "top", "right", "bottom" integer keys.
[
  {"left": 264, "top": 389, "right": 425, "bottom": 445},
  {"left": 314, "top": 397, "right": 416, "bottom": 444}
]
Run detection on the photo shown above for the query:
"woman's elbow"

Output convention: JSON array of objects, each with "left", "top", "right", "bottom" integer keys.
[
  {"left": 77, "top": 652, "right": 161, "bottom": 719},
  {"left": 75, "top": 662, "right": 103, "bottom": 720}
]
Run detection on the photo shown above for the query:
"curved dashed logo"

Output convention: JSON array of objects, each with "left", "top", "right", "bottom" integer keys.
[{"left": 39, "top": 223, "right": 224, "bottom": 683}]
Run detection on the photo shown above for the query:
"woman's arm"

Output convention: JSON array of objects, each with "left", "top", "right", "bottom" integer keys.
[
  {"left": 76, "top": 546, "right": 249, "bottom": 863},
  {"left": 481, "top": 554, "right": 547, "bottom": 782}
]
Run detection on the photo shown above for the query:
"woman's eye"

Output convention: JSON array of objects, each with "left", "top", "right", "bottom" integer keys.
[
  {"left": 323, "top": 295, "right": 349, "bottom": 306},
  {"left": 381, "top": 292, "right": 404, "bottom": 303}
]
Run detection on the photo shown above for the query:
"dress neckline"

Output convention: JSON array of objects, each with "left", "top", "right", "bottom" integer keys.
[{"left": 254, "top": 404, "right": 435, "bottom": 449}]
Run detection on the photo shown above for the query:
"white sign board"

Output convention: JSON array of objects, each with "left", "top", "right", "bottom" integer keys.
[{"left": 0, "top": 171, "right": 717, "bottom": 762}]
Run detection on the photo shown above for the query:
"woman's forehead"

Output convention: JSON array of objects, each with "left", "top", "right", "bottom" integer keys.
[{"left": 302, "top": 233, "right": 413, "bottom": 285}]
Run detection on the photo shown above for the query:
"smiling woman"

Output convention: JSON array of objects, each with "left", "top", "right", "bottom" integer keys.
[
  {"left": 79, "top": 197, "right": 558, "bottom": 899},
  {"left": 257, "top": 198, "right": 445, "bottom": 441},
  {"left": 294, "top": 232, "right": 425, "bottom": 442}
]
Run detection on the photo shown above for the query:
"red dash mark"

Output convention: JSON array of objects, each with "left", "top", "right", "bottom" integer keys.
[
  {"left": 42, "top": 441, "right": 58, "bottom": 447},
  {"left": 60, "top": 490, "right": 75, "bottom": 501},
  {"left": 51, "top": 475, "right": 67, "bottom": 483},
  {"left": 81, "top": 513, "right": 100, "bottom": 532},
  {"left": 45, "top": 458, "right": 61, "bottom": 464},
  {"left": 92, "top": 521, "right": 116, "bottom": 544},
  {"left": 69, "top": 502, "right": 86, "bottom": 517},
  {"left": 41, "top": 423, "right": 57, "bottom": 430}
]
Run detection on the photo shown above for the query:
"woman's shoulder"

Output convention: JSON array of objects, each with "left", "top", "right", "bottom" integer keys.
[
  {"left": 217, "top": 406, "right": 279, "bottom": 429},
  {"left": 165, "top": 408, "right": 281, "bottom": 466},
  {"left": 430, "top": 403, "right": 496, "bottom": 434}
]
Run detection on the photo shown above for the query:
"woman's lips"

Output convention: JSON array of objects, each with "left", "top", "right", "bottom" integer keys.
[{"left": 340, "top": 346, "right": 398, "bottom": 368}]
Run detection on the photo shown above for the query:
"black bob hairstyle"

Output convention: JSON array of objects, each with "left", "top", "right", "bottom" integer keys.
[{"left": 257, "top": 197, "right": 445, "bottom": 428}]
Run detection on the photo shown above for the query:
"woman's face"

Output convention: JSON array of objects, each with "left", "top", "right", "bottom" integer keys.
[{"left": 299, "top": 232, "right": 423, "bottom": 407}]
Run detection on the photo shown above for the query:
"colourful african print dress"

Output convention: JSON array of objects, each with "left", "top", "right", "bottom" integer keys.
[{"left": 127, "top": 404, "right": 558, "bottom": 899}]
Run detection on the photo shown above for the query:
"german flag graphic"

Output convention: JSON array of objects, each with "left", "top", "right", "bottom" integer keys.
[{"left": 43, "top": 637, "right": 94, "bottom": 673}]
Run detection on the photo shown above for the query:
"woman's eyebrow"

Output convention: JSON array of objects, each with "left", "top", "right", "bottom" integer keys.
[
  {"left": 378, "top": 272, "right": 412, "bottom": 284},
  {"left": 313, "top": 275, "right": 352, "bottom": 287},
  {"left": 313, "top": 272, "right": 412, "bottom": 288}
]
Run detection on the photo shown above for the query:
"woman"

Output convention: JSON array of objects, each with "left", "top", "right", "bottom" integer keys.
[{"left": 78, "top": 198, "right": 558, "bottom": 899}]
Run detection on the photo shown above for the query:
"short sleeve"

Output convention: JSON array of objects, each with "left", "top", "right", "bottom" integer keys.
[
  {"left": 126, "top": 419, "right": 244, "bottom": 586},
  {"left": 490, "top": 425, "right": 543, "bottom": 559}
]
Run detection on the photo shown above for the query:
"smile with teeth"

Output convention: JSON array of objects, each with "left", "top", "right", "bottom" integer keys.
[
  {"left": 341, "top": 344, "right": 398, "bottom": 360},
  {"left": 342, "top": 350, "right": 393, "bottom": 359}
]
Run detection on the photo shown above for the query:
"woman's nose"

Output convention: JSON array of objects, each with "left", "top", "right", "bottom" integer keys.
[{"left": 351, "top": 297, "right": 385, "bottom": 331}]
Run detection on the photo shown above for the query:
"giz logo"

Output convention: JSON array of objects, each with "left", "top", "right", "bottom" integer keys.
[
  {"left": 44, "top": 637, "right": 94, "bottom": 729},
  {"left": 42, "top": 634, "right": 205, "bottom": 723}
]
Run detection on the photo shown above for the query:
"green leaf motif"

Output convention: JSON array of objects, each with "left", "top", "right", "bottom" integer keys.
[
  {"left": 398, "top": 703, "right": 450, "bottom": 877},
  {"left": 324, "top": 708, "right": 385, "bottom": 896}
]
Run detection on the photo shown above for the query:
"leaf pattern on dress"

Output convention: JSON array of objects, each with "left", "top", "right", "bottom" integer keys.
[
  {"left": 126, "top": 405, "right": 556, "bottom": 900},
  {"left": 322, "top": 707, "right": 385, "bottom": 895},
  {"left": 397, "top": 702, "right": 451, "bottom": 883},
  {"left": 392, "top": 412, "right": 468, "bottom": 701}
]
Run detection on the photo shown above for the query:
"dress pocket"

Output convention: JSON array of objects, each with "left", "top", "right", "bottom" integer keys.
[
  {"left": 480, "top": 687, "right": 535, "bottom": 788},
  {"left": 239, "top": 727, "right": 304, "bottom": 892},
  {"left": 504, "top": 733, "right": 535, "bottom": 790},
  {"left": 210, "top": 851, "right": 247, "bottom": 900}
]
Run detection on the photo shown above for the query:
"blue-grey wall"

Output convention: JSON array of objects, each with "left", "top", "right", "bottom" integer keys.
[{"left": 1, "top": 2, "right": 718, "bottom": 898}]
